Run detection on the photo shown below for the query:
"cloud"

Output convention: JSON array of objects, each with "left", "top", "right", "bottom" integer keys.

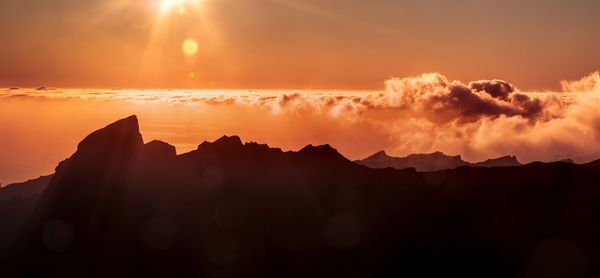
[
  {"left": 469, "top": 80, "right": 514, "bottom": 101},
  {"left": 2, "top": 71, "right": 599, "bottom": 163},
  {"left": 208, "top": 71, "right": 600, "bottom": 162}
]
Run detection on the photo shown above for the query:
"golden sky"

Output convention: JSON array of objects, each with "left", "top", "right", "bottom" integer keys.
[
  {"left": 1, "top": 0, "right": 600, "bottom": 185},
  {"left": 1, "top": 0, "right": 599, "bottom": 90},
  {"left": 2, "top": 71, "right": 600, "bottom": 185}
]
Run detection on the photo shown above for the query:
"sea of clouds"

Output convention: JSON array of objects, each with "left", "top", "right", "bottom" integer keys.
[{"left": 2, "top": 71, "right": 600, "bottom": 165}]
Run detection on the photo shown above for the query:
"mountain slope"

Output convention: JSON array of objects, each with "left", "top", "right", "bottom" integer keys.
[
  {"left": 4, "top": 116, "right": 600, "bottom": 277},
  {"left": 0, "top": 175, "right": 53, "bottom": 201}
]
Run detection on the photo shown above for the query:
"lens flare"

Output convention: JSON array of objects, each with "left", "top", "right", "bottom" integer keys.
[{"left": 182, "top": 39, "right": 199, "bottom": 56}]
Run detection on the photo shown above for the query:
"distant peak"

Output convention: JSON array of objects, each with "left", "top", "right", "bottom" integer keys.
[
  {"left": 559, "top": 158, "right": 574, "bottom": 164},
  {"left": 300, "top": 144, "right": 335, "bottom": 152},
  {"left": 408, "top": 151, "right": 451, "bottom": 158},
  {"left": 147, "top": 139, "right": 168, "bottom": 145},
  {"left": 474, "top": 155, "right": 521, "bottom": 167},
  {"left": 374, "top": 150, "right": 388, "bottom": 156},
  {"left": 197, "top": 135, "right": 244, "bottom": 150},
  {"left": 142, "top": 140, "right": 177, "bottom": 159},
  {"left": 362, "top": 150, "right": 390, "bottom": 160},
  {"left": 214, "top": 135, "right": 243, "bottom": 146},
  {"left": 494, "top": 155, "right": 520, "bottom": 162},
  {"left": 298, "top": 144, "right": 347, "bottom": 161}
]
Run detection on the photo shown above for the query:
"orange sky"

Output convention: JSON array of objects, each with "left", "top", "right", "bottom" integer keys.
[
  {"left": 1, "top": 0, "right": 600, "bottom": 90},
  {"left": 1, "top": 0, "right": 600, "bottom": 185},
  {"left": 2, "top": 71, "right": 600, "bottom": 185}
]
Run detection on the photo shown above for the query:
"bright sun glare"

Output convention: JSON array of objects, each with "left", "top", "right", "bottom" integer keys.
[
  {"left": 160, "top": 0, "right": 178, "bottom": 10},
  {"left": 160, "top": 0, "right": 201, "bottom": 11}
]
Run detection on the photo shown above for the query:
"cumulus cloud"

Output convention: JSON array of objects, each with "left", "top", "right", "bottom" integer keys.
[{"left": 470, "top": 80, "right": 514, "bottom": 101}]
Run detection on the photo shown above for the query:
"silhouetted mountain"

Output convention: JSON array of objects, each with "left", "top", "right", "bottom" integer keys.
[
  {"left": 473, "top": 155, "right": 521, "bottom": 167},
  {"left": 3, "top": 116, "right": 600, "bottom": 277},
  {"left": 584, "top": 159, "right": 600, "bottom": 167},
  {"left": 356, "top": 151, "right": 522, "bottom": 171},
  {"left": 560, "top": 158, "right": 575, "bottom": 164},
  {"left": 355, "top": 150, "right": 466, "bottom": 171},
  {"left": 0, "top": 176, "right": 51, "bottom": 259},
  {"left": 0, "top": 175, "right": 52, "bottom": 201}
]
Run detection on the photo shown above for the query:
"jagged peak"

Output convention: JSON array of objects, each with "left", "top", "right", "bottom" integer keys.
[
  {"left": 244, "top": 141, "right": 271, "bottom": 149},
  {"left": 75, "top": 115, "right": 143, "bottom": 155},
  {"left": 372, "top": 150, "right": 388, "bottom": 157}
]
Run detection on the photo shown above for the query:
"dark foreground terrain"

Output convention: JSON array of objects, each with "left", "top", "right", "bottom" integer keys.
[{"left": 2, "top": 115, "right": 600, "bottom": 277}]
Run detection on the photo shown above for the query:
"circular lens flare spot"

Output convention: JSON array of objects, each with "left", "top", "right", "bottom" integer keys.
[
  {"left": 189, "top": 72, "right": 195, "bottom": 79},
  {"left": 182, "top": 39, "right": 199, "bottom": 56},
  {"left": 178, "top": 7, "right": 186, "bottom": 15}
]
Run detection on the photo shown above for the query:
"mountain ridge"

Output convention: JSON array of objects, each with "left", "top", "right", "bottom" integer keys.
[
  {"left": 3, "top": 115, "right": 600, "bottom": 277},
  {"left": 356, "top": 150, "right": 522, "bottom": 171}
]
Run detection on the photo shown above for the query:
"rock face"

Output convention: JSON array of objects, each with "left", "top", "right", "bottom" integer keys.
[
  {"left": 356, "top": 151, "right": 522, "bottom": 171},
  {"left": 4, "top": 116, "right": 600, "bottom": 277}
]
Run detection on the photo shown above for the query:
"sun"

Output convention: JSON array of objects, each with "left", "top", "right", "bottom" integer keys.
[
  {"left": 160, "top": 0, "right": 202, "bottom": 11},
  {"left": 160, "top": 0, "right": 184, "bottom": 10}
]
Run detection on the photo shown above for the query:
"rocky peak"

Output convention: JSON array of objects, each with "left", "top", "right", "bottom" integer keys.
[{"left": 75, "top": 115, "right": 143, "bottom": 158}]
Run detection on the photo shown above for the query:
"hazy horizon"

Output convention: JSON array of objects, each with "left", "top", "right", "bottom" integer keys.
[{"left": 3, "top": 70, "right": 600, "bottom": 185}]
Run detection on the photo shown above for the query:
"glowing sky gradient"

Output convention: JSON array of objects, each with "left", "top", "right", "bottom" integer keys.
[
  {"left": 1, "top": 0, "right": 600, "bottom": 185},
  {"left": 1, "top": 0, "right": 599, "bottom": 90},
  {"left": 2, "top": 71, "right": 600, "bottom": 185}
]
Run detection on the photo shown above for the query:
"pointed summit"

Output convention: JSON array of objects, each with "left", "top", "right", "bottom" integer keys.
[
  {"left": 75, "top": 115, "right": 143, "bottom": 157},
  {"left": 369, "top": 150, "right": 389, "bottom": 158}
]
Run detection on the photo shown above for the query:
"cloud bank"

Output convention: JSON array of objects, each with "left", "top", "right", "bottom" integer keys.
[{"left": 2, "top": 71, "right": 600, "bottom": 164}]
